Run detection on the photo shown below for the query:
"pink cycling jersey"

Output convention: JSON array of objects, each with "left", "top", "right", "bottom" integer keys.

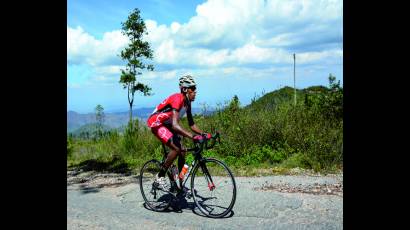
[
  {"left": 147, "top": 93, "right": 194, "bottom": 144},
  {"left": 147, "top": 93, "right": 193, "bottom": 128}
]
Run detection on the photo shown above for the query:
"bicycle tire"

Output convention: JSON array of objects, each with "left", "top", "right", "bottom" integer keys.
[
  {"left": 139, "top": 159, "right": 173, "bottom": 212},
  {"left": 191, "top": 158, "right": 237, "bottom": 218}
]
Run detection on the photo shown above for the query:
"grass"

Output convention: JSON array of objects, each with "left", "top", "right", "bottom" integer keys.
[
  {"left": 68, "top": 81, "right": 343, "bottom": 176},
  {"left": 67, "top": 139, "right": 342, "bottom": 176}
]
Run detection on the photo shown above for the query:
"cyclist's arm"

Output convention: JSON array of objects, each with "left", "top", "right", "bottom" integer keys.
[
  {"left": 185, "top": 103, "right": 204, "bottom": 135},
  {"left": 171, "top": 110, "right": 194, "bottom": 139},
  {"left": 190, "top": 124, "right": 204, "bottom": 135}
]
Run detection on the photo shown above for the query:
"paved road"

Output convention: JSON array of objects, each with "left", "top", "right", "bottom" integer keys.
[{"left": 67, "top": 172, "right": 342, "bottom": 230}]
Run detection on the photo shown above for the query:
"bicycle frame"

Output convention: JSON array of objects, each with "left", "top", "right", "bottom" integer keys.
[{"left": 162, "top": 133, "right": 220, "bottom": 192}]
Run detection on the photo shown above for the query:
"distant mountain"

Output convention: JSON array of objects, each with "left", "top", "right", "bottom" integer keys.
[
  {"left": 244, "top": 85, "right": 331, "bottom": 111},
  {"left": 67, "top": 107, "right": 214, "bottom": 133},
  {"left": 70, "top": 123, "right": 113, "bottom": 137},
  {"left": 67, "top": 108, "right": 151, "bottom": 133}
]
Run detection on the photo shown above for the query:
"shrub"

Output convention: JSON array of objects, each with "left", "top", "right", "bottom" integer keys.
[{"left": 68, "top": 80, "right": 343, "bottom": 173}]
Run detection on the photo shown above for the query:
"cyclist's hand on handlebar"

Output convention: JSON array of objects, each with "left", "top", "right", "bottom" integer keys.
[
  {"left": 202, "top": 133, "right": 212, "bottom": 140},
  {"left": 193, "top": 134, "right": 204, "bottom": 143}
]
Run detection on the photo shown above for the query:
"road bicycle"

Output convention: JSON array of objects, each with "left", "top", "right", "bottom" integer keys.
[{"left": 139, "top": 132, "right": 237, "bottom": 218}]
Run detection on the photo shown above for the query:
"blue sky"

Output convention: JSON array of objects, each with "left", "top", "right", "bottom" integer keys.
[{"left": 68, "top": 0, "right": 343, "bottom": 113}]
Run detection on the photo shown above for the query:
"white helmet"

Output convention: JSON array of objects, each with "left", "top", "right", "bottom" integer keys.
[{"left": 179, "top": 75, "right": 196, "bottom": 88}]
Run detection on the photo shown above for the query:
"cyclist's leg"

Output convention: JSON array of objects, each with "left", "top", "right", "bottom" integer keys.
[
  {"left": 173, "top": 134, "right": 186, "bottom": 172},
  {"left": 173, "top": 134, "right": 187, "bottom": 189},
  {"left": 151, "top": 125, "right": 182, "bottom": 177},
  {"left": 162, "top": 140, "right": 181, "bottom": 171}
]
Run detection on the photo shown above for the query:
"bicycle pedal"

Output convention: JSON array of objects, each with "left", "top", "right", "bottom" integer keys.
[
  {"left": 181, "top": 188, "right": 192, "bottom": 198},
  {"left": 186, "top": 191, "right": 193, "bottom": 199}
]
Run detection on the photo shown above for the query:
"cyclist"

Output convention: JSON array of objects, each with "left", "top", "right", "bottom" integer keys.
[{"left": 147, "top": 75, "right": 211, "bottom": 192}]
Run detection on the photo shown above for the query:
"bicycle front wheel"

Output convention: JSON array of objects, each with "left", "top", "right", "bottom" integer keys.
[
  {"left": 139, "top": 159, "right": 173, "bottom": 212},
  {"left": 191, "top": 158, "right": 237, "bottom": 218}
]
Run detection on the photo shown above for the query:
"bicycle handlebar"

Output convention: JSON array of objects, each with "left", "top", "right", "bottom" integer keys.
[
  {"left": 204, "top": 132, "right": 220, "bottom": 150},
  {"left": 186, "top": 132, "right": 220, "bottom": 152}
]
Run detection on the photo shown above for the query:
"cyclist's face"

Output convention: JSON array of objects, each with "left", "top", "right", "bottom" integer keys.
[{"left": 187, "top": 87, "right": 197, "bottom": 101}]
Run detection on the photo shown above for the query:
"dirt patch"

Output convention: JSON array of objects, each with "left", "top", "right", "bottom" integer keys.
[
  {"left": 67, "top": 169, "right": 138, "bottom": 188},
  {"left": 255, "top": 182, "right": 343, "bottom": 197}
]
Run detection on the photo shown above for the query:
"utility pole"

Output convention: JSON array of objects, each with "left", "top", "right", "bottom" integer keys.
[{"left": 293, "top": 53, "right": 296, "bottom": 106}]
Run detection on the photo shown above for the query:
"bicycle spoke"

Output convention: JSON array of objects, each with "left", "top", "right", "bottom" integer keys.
[
  {"left": 140, "top": 134, "right": 236, "bottom": 217},
  {"left": 192, "top": 158, "right": 237, "bottom": 217},
  {"left": 139, "top": 160, "right": 173, "bottom": 212}
]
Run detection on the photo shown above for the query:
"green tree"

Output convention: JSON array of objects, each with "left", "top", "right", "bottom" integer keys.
[
  {"left": 119, "top": 8, "right": 154, "bottom": 124},
  {"left": 228, "top": 95, "right": 240, "bottom": 113},
  {"left": 327, "top": 73, "right": 343, "bottom": 120},
  {"left": 67, "top": 135, "right": 74, "bottom": 159},
  {"left": 304, "top": 74, "right": 343, "bottom": 121},
  {"left": 95, "top": 104, "right": 105, "bottom": 138}
]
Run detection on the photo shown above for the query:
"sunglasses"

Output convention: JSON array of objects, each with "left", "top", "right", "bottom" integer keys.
[{"left": 188, "top": 86, "right": 197, "bottom": 91}]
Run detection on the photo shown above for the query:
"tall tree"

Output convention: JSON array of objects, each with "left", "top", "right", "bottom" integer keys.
[
  {"left": 119, "top": 8, "right": 154, "bottom": 124},
  {"left": 95, "top": 104, "right": 105, "bottom": 137}
]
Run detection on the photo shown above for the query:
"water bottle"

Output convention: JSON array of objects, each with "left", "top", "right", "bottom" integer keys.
[{"left": 179, "top": 164, "right": 189, "bottom": 180}]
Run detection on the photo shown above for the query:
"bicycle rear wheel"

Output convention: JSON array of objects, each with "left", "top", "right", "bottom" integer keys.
[
  {"left": 139, "top": 159, "right": 173, "bottom": 211},
  {"left": 191, "top": 158, "right": 237, "bottom": 218}
]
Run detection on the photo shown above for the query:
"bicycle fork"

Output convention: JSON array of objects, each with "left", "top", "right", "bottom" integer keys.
[{"left": 200, "top": 161, "right": 216, "bottom": 191}]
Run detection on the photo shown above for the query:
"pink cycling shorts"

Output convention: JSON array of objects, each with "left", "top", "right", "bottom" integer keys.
[{"left": 151, "top": 125, "right": 174, "bottom": 144}]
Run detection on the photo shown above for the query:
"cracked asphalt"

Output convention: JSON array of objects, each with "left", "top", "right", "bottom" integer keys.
[{"left": 67, "top": 172, "right": 343, "bottom": 229}]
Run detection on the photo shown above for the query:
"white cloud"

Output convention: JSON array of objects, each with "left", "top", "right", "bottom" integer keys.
[
  {"left": 232, "top": 43, "right": 276, "bottom": 63},
  {"left": 67, "top": 26, "right": 96, "bottom": 64},
  {"left": 142, "top": 0, "right": 342, "bottom": 69},
  {"left": 167, "top": 0, "right": 342, "bottom": 49},
  {"left": 145, "top": 20, "right": 172, "bottom": 46},
  {"left": 297, "top": 49, "right": 343, "bottom": 64},
  {"left": 94, "top": 65, "right": 123, "bottom": 76},
  {"left": 67, "top": 26, "right": 128, "bottom": 66},
  {"left": 222, "top": 67, "right": 239, "bottom": 75},
  {"left": 255, "top": 33, "right": 295, "bottom": 48},
  {"left": 154, "top": 40, "right": 179, "bottom": 64},
  {"left": 68, "top": 0, "right": 342, "bottom": 86},
  {"left": 185, "top": 48, "right": 230, "bottom": 67},
  {"left": 162, "top": 70, "right": 178, "bottom": 79},
  {"left": 93, "top": 75, "right": 109, "bottom": 82},
  {"left": 143, "top": 70, "right": 178, "bottom": 80},
  {"left": 170, "top": 22, "right": 181, "bottom": 34}
]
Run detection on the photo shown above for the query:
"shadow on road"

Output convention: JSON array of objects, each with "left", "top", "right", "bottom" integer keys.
[
  {"left": 142, "top": 196, "right": 235, "bottom": 219},
  {"left": 67, "top": 156, "right": 138, "bottom": 194},
  {"left": 68, "top": 156, "right": 133, "bottom": 174},
  {"left": 68, "top": 174, "right": 141, "bottom": 195},
  {"left": 79, "top": 184, "right": 101, "bottom": 194}
]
